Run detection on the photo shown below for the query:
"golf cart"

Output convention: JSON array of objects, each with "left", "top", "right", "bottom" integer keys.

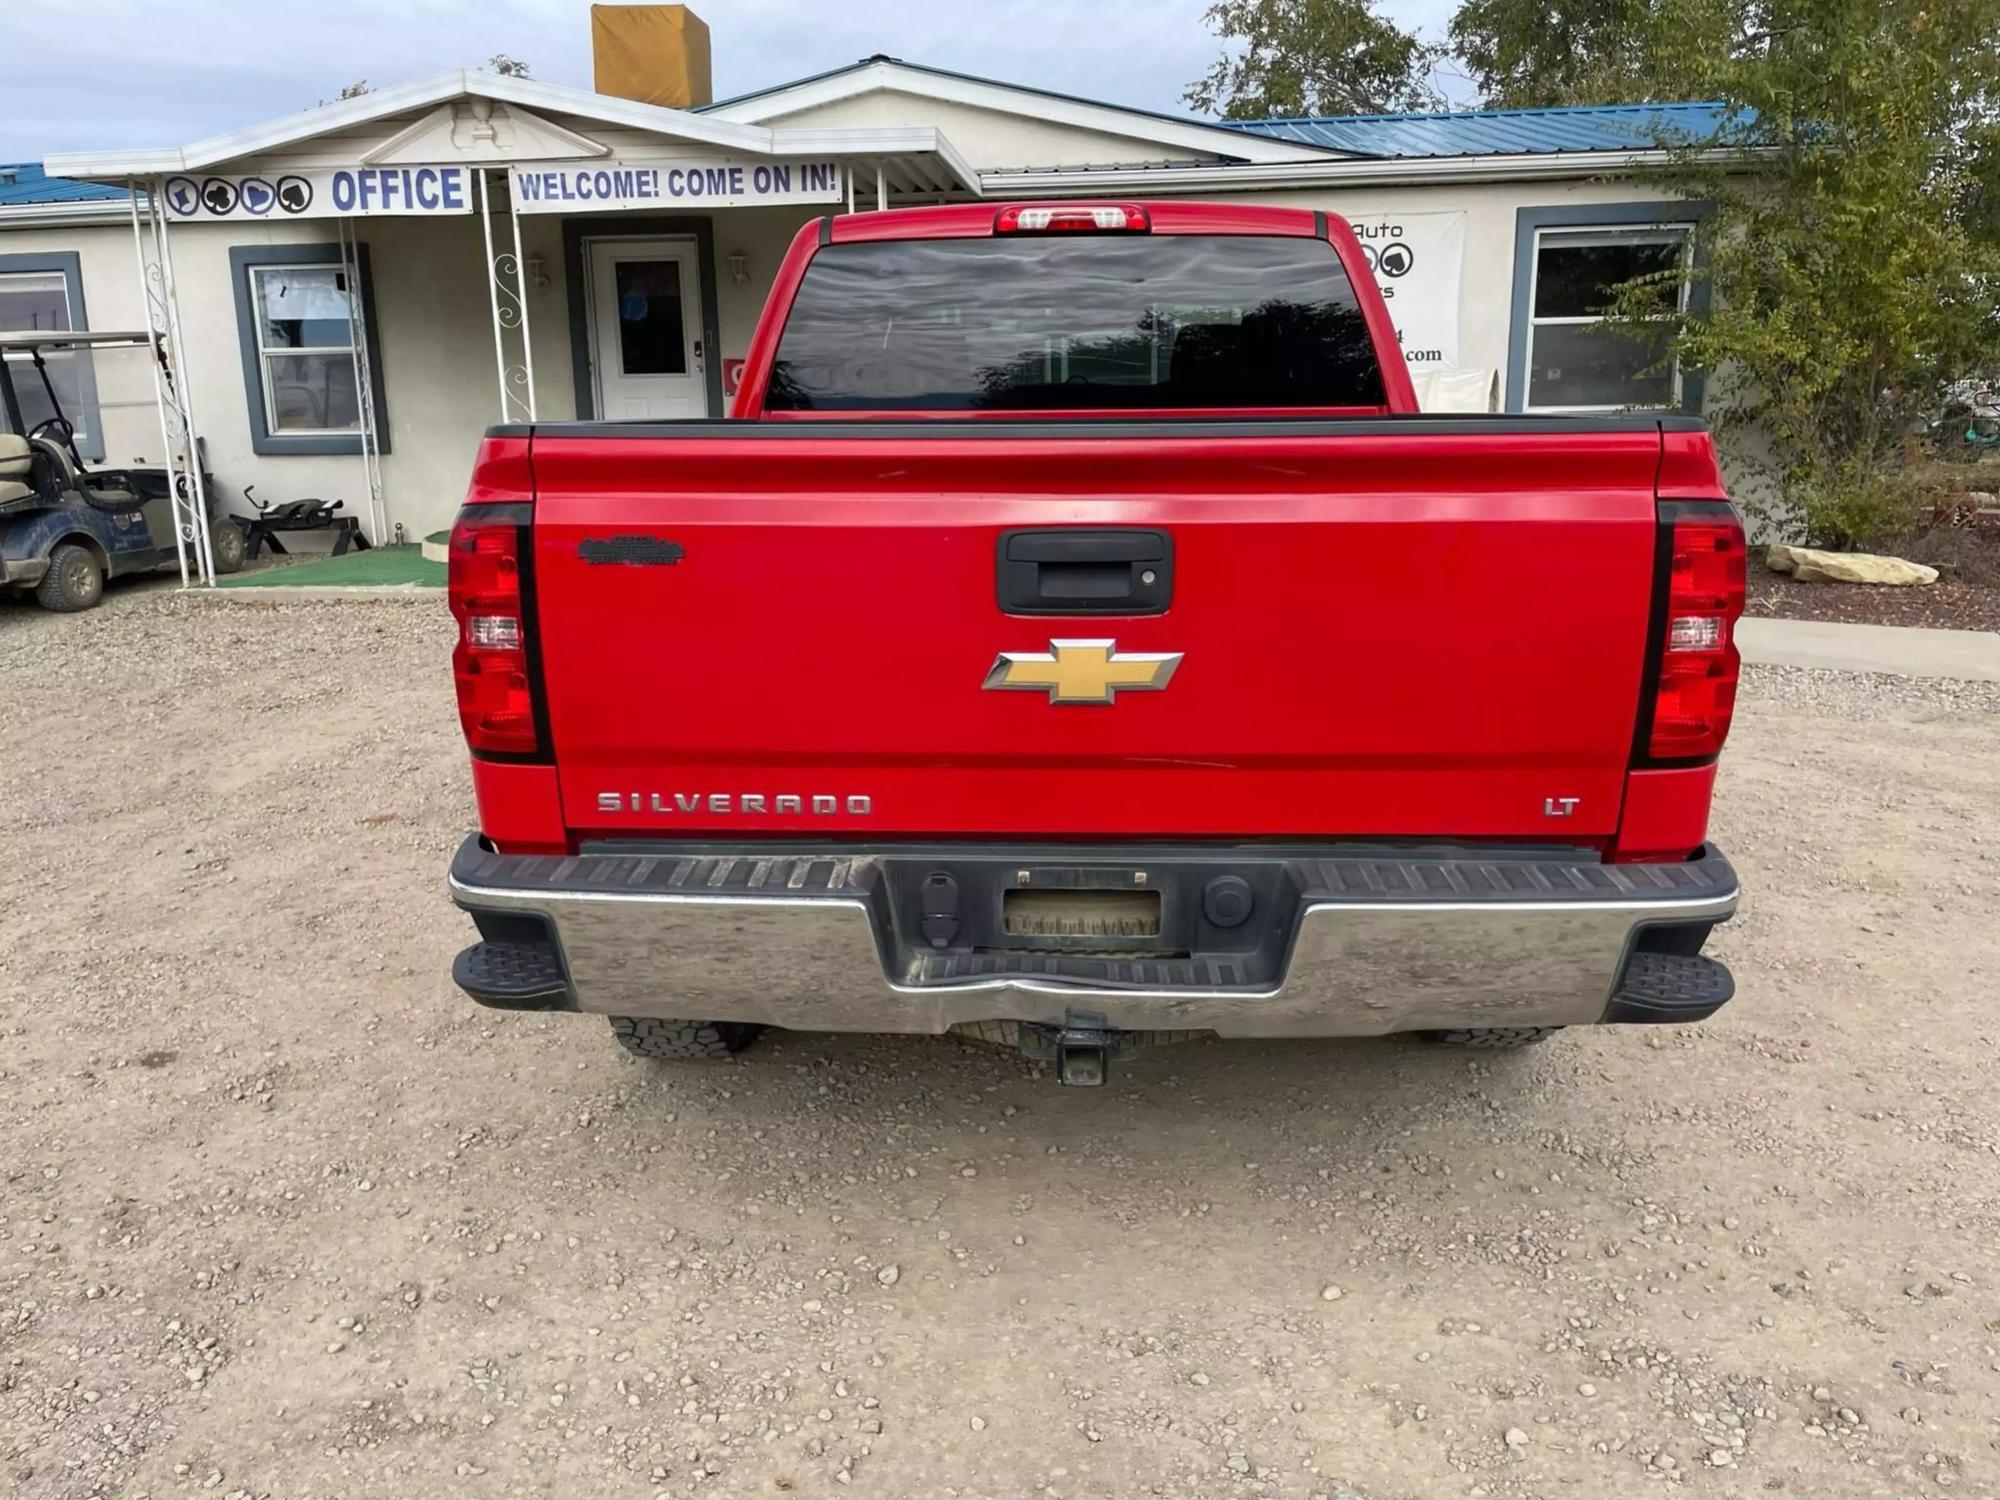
[{"left": 0, "top": 329, "right": 243, "bottom": 612}]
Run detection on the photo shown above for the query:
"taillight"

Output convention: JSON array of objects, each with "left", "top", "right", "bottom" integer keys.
[
  {"left": 449, "top": 439, "right": 541, "bottom": 757},
  {"left": 994, "top": 203, "right": 1150, "bottom": 234},
  {"left": 1646, "top": 506, "right": 1745, "bottom": 760}
]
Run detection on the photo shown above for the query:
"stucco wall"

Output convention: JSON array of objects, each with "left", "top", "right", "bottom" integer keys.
[
  {"left": 0, "top": 215, "right": 529, "bottom": 542},
  {"left": 1212, "top": 177, "right": 1706, "bottom": 414},
  {"left": 699, "top": 174, "right": 1708, "bottom": 423},
  {"left": 0, "top": 204, "right": 821, "bottom": 543},
  {"left": 703, "top": 207, "right": 819, "bottom": 366},
  {"left": 0, "top": 223, "right": 163, "bottom": 469},
  {"left": 0, "top": 86, "right": 1718, "bottom": 545},
  {"left": 718, "top": 91, "right": 1712, "bottom": 412}
]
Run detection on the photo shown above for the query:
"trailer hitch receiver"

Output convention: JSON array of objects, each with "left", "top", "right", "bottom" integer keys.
[{"left": 1016, "top": 1011, "right": 1140, "bottom": 1086}]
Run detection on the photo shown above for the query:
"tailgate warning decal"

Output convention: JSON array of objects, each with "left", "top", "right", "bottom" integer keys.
[{"left": 579, "top": 536, "right": 686, "bottom": 566}]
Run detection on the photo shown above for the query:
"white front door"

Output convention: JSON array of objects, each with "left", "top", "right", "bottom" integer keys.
[{"left": 587, "top": 237, "right": 707, "bottom": 419}]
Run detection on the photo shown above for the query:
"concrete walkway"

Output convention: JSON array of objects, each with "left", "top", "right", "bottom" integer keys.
[{"left": 1737, "top": 615, "right": 2000, "bottom": 681}]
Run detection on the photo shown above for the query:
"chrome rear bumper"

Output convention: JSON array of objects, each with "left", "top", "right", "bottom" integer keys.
[{"left": 448, "top": 836, "right": 1738, "bottom": 1038}]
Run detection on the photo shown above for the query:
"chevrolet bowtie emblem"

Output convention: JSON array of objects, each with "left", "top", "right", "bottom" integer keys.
[{"left": 982, "top": 639, "right": 1183, "bottom": 705}]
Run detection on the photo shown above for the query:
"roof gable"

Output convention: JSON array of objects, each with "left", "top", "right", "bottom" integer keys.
[
  {"left": 726, "top": 86, "right": 1233, "bottom": 172},
  {"left": 701, "top": 56, "right": 1337, "bottom": 165},
  {"left": 360, "top": 101, "right": 612, "bottom": 165}
]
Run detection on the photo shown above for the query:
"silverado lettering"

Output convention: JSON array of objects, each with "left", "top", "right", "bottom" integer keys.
[
  {"left": 596, "top": 792, "right": 873, "bottom": 815},
  {"left": 446, "top": 200, "right": 1745, "bottom": 1087}
]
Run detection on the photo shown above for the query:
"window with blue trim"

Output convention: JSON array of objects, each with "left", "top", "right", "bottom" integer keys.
[
  {"left": 249, "top": 263, "right": 364, "bottom": 435},
  {"left": 1524, "top": 223, "right": 1693, "bottom": 411},
  {"left": 0, "top": 258, "right": 101, "bottom": 458},
  {"left": 228, "top": 242, "right": 388, "bottom": 457}
]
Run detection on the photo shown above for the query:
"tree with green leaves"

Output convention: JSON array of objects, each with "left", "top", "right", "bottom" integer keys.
[
  {"left": 1184, "top": 0, "right": 1444, "bottom": 118},
  {"left": 1597, "top": 0, "right": 2000, "bottom": 545},
  {"left": 1447, "top": 0, "right": 1736, "bottom": 107}
]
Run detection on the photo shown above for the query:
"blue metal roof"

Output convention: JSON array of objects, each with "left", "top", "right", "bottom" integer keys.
[
  {"left": 0, "top": 162, "right": 128, "bottom": 206},
  {"left": 1226, "top": 102, "right": 1745, "bottom": 158}
]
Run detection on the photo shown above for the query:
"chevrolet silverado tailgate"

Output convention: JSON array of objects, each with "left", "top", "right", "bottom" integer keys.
[{"left": 528, "top": 419, "right": 1665, "bottom": 840}]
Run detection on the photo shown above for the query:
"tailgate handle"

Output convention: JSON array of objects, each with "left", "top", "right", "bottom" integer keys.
[{"left": 997, "top": 529, "right": 1173, "bottom": 615}]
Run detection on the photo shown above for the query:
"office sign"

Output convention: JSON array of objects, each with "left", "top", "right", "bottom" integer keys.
[
  {"left": 510, "top": 158, "right": 843, "bottom": 214},
  {"left": 160, "top": 166, "right": 474, "bottom": 221},
  {"left": 1348, "top": 211, "right": 1464, "bottom": 369}
]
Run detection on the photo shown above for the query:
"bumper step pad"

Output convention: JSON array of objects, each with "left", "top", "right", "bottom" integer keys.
[
  {"left": 1605, "top": 950, "right": 1735, "bottom": 1023},
  {"left": 453, "top": 940, "right": 571, "bottom": 1011}
]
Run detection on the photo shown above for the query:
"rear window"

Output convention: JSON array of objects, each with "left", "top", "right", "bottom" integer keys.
[{"left": 765, "top": 234, "right": 1386, "bottom": 412}]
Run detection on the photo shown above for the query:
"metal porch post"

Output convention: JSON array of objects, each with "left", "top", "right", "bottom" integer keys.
[
  {"left": 150, "top": 188, "right": 216, "bottom": 584},
  {"left": 478, "top": 169, "right": 534, "bottom": 424},
  {"left": 507, "top": 177, "right": 537, "bottom": 422},
  {"left": 338, "top": 217, "right": 387, "bottom": 544},
  {"left": 131, "top": 178, "right": 215, "bottom": 585},
  {"left": 128, "top": 183, "right": 190, "bottom": 588},
  {"left": 478, "top": 169, "right": 509, "bottom": 421}
]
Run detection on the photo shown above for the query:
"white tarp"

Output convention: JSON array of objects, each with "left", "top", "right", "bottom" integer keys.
[
  {"left": 1413, "top": 368, "right": 1499, "bottom": 412},
  {"left": 510, "top": 159, "right": 843, "bottom": 214},
  {"left": 1348, "top": 211, "right": 1465, "bottom": 371},
  {"left": 160, "top": 167, "right": 473, "bottom": 221}
]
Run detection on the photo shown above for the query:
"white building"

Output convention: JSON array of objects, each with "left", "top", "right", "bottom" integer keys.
[{"left": 0, "top": 10, "right": 1730, "bottom": 555}]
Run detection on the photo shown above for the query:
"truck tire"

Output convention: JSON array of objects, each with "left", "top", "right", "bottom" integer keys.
[
  {"left": 36, "top": 542, "right": 104, "bottom": 612},
  {"left": 1418, "top": 1026, "right": 1562, "bottom": 1049},
  {"left": 609, "top": 1016, "right": 764, "bottom": 1061},
  {"left": 209, "top": 520, "right": 247, "bottom": 574}
]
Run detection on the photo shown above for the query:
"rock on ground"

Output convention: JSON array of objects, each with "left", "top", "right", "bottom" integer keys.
[
  {"left": 1766, "top": 544, "right": 1941, "bottom": 586},
  {"left": 0, "top": 581, "right": 1997, "bottom": 1498}
]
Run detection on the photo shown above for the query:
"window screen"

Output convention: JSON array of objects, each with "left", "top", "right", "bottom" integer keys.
[{"left": 766, "top": 235, "right": 1385, "bottom": 411}]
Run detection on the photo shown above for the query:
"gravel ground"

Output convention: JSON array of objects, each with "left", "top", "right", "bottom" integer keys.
[{"left": 3, "top": 582, "right": 1999, "bottom": 1500}]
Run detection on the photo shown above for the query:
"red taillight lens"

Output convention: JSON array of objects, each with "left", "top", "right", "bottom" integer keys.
[
  {"left": 449, "top": 440, "right": 540, "bottom": 756},
  {"left": 449, "top": 513, "right": 539, "bottom": 755},
  {"left": 994, "top": 203, "right": 1150, "bottom": 234},
  {"left": 1648, "top": 508, "right": 1745, "bottom": 760}
]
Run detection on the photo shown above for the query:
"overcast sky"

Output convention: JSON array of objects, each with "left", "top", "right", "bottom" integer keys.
[{"left": 8, "top": 0, "right": 1467, "bottom": 162}]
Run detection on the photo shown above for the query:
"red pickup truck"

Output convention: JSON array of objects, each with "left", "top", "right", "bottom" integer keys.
[{"left": 445, "top": 201, "right": 1744, "bottom": 1085}]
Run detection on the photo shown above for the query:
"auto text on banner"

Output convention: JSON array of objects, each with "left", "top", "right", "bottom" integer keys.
[
  {"left": 158, "top": 167, "right": 475, "bottom": 221},
  {"left": 510, "top": 159, "right": 844, "bottom": 214},
  {"left": 1349, "top": 211, "right": 1464, "bottom": 370}
]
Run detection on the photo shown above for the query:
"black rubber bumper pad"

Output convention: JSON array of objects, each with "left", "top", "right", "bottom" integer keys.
[
  {"left": 453, "top": 940, "right": 572, "bottom": 1011},
  {"left": 1604, "top": 950, "right": 1735, "bottom": 1023}
]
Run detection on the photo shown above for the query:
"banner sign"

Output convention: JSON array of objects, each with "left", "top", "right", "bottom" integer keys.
[
  {"left": 160, "top": 166, "right": 473, "bottom": 221},
  {"left": 509, "top": 158, "right": 843, "bottom": 214},
  {"left": 1348, "top": 211, "right": 1464, "bottom": 369}
]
